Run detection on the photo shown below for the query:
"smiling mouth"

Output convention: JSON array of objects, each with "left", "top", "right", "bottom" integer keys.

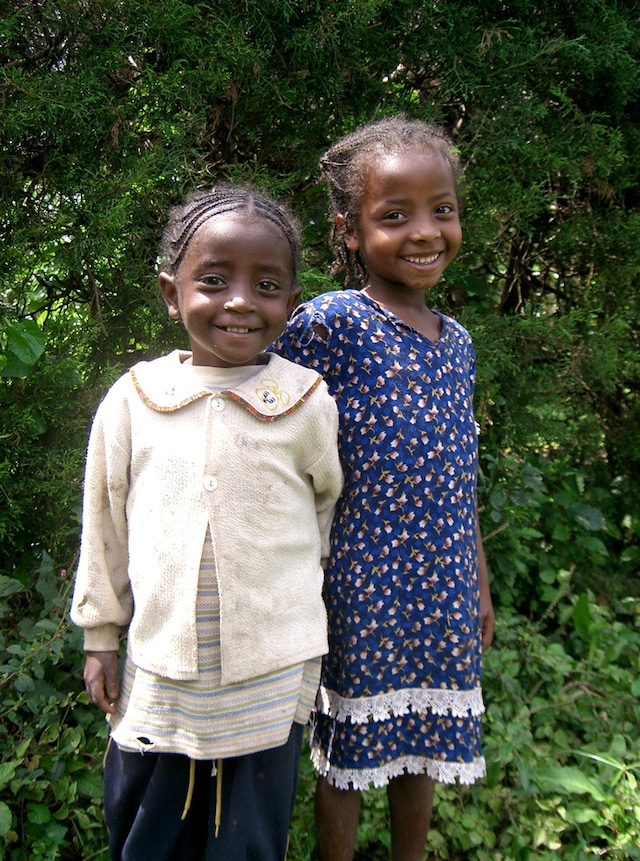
[
  {"left": 219, "top": 326, "right": 257, "bottom": 334},
  {"left": 402, "top": 253, "right": 441, "bottom": 265}
]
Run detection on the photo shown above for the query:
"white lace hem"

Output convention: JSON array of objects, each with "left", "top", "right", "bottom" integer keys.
[
  {"left": 316, "top": 684, "right": 485, "bottom": 723},
  {"left": 311, "top": 746, "right": 486, "bottom": 790}
]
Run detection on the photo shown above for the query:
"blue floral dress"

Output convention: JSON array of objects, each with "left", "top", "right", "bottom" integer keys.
[{"left": 274, "top": 290, "right": 486, "bottom": 790}]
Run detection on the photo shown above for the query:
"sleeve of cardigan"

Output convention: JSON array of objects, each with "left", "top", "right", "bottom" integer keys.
[
  {"left": 305, "top": 384, "right": 343, "bottom": 559},
  {"left": 70, "top": 382, "right": 134, "bottom": 652}
]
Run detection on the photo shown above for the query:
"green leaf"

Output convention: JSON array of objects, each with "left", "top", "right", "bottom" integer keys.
[
  {"left": 533, "top": 766, "right": 606, "bottom": 801},
  {"left": 573, "top": 592, "right": 592, "bottom": 640},
  {"left": 570, "top": 503, "right": 606, "bottom": 532},
  {"left": 4, "top": 320, "right": 46, "bottom": 366},
  {"left": 77, "top": 770, "right": 103, "bottom": 799},
  {"left": 0, "top": 576, "right": 24, "bottom": 599},
  {"left": 578, "top": 535, "right": 609, "bottom": 557},
  {"left": 445, "top": 264, "right": 490, "bottom": 295},
  {"left": 13, "top": 674, "right": 35, "bottom": 693},
  {"left": 0, "top": 762, "right": 16, "bottom": 790},
  {"left": 27, "top": 804, "right": 51, "bottom": 825},
  {"left": 0, "top": 802, "right": 12, "bottom": 837},
  {"left": 0, "top": 352, "right": 30, "bottom": 378}
]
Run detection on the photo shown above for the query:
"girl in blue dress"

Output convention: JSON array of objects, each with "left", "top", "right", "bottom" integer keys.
[{"left": 275, "top": 116, "right": 495, "bottom": 861}]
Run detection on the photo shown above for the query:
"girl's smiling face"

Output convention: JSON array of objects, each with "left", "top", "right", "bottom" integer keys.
[
  {"left": 159, "top": 214, "right": 301, "bottom": 368},
  {"left": 341, "top": 148, "right": 462, "bottom": 301}
]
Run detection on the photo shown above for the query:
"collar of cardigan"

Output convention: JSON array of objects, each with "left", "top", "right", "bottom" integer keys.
[{"left": 129, "top": 350, "right": 322, "bottom": 421}]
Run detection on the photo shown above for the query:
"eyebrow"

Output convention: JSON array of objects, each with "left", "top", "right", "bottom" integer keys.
[
  {"left": 380, "top": 191, "right": 457, "bottom": 205},
  {"left": 196, "top": 257, "right": 290, "bottom": 274}
]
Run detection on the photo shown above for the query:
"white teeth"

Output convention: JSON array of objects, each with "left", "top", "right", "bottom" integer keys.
[
  {"left": 225, "top": 327, "right": 251, "bottom": 333},
  {"left": 405, "top": 254, "right": 440, "bottom": 265}
]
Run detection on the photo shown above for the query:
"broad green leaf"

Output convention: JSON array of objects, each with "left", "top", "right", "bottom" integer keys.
[
  {"left": 27, "top": 804, "right": 51, "bottom": 825},
  {"left": 5, "top": 320, "right": 46, "bottom": 365},
  {"left": 0, "top": 802, "right": 12, "bottom": 837},
  {"left": 0, "top": 352, "right": 30, "bottom": 378},
  {"left": 570, "top": 503, "right": 606, "bottom": 532},
  {"left": 0, "top": 763, "right": 16, "bottom": 790},
  {"left": 533, "top": 766, "right": 606, "bottom": 801},
  {"left": 77, "top": 770, "right": 103, "bottom": 798},
  {"left": 0, "top": 576, "right": 24, "bottom": 599}
]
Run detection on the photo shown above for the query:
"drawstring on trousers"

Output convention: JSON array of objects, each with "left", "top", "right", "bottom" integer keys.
[
  {"left": 181, "top": 758, "right": 196, "bottom": 821},
  {"left": 214, "top": 759, "right": 223, "bottom": 837}
]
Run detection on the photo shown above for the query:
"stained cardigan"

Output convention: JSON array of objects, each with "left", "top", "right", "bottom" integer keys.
[{"left": 71, "top": 350, "right": 343, "bottom": 685}]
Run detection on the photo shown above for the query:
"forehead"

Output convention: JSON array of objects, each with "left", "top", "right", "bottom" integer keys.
[
  {"left": 184, "top": 213, "right": 294, "bottom": 274},
  {"left": 359, "top": 148, "right": 457, "bottom": 205}
]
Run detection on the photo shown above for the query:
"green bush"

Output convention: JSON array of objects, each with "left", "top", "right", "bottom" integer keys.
[
  {"left": 0, "top": 555, "right": 107, "bottom": 860},
  {"left": 287, "top": 592, "right": 640, "bottom": 861}
]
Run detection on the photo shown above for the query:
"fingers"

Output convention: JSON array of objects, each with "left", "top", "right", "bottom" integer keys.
[
  {"left": 481, "top": 610, "right": 495, "bottom": 652},
  {"left": 84, "top": 651, "right": 120, "bottom": 715}
]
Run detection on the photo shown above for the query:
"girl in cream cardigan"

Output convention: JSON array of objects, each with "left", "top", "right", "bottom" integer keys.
[{"left": 71, "top": 184, "right": 342, "bottom": 861}]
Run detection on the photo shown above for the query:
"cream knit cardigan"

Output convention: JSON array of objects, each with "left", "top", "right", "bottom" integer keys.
[{"left": 71, "top": 350, "right": 343, "bottom": 684}]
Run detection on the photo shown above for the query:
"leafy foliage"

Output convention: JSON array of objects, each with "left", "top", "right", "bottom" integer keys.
[
  {"left": 290, "top": 591, "right": 640, "bottom": 861},
  {"left": 0, "top": 0, "right": 639, "bottom": 857}
]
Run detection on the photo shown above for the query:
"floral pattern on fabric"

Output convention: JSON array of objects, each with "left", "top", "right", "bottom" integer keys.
[{"left": 274, "top": 290, "right": 486, "bottom": 789}]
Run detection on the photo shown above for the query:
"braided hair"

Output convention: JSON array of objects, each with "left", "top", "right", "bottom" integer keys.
[
  {"left": 319, "top": 115, "right": 462, "bottom": 287},
  {"left": 160, "top": 184, "right": 302, "bottom": 278}
]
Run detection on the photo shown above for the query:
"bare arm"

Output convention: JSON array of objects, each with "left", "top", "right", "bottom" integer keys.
[
  {"left": 475, "top": 521, "right": 495, "bottom": 652},
  {"left": 84, "top": 650, "right": 120, "bottom": 715}
]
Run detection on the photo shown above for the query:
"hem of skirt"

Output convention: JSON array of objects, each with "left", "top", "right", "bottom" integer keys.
[
  {"left": 316, "top": 684, "right": 485, "bottom": 724},
  {"left": 311, "top": 747, "right": 486, "bottom": 790},
  {"left": 109, "top": 721, "right": 298, "bottom": 761}
]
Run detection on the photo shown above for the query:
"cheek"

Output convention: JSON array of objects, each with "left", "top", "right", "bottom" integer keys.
[{"left": 449, "top": 224, "right": 463, "bottom": 252}]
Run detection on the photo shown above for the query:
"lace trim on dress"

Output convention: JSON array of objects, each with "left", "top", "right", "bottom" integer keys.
[
  {"left": 311, "top": 746, "right": 486, "bottom": 790},
  {"left": 317, "top": 685, "right": 485, "bottom": 723}
]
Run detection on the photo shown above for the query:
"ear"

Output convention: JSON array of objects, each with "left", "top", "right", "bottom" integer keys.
[
  {"left": 287, "top": 283, "right": 303, "bottom": 314},
  {"left": 158, "top": 272, "right": 181, "bottom": 320},
  {"left": 335, "top": 213, "right": 359, "bottom": 252}
]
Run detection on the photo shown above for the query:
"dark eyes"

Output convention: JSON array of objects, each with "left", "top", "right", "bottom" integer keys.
[
  {"left": 256, "top": 280, "right": 282, "bottom": 293},
  {"left": 200, "top": 275, "right": 224, "bottom": 287},
  {"left": 198, "top": 276, "right": 281, "bottom": 292},
  {"left": 381, "top": 204, "right": 457, "bottom": 222}
]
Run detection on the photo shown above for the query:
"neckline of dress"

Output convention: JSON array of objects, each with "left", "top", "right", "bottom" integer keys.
[{"left": 356, "top": 289, "right": 446, "bottom": 346}]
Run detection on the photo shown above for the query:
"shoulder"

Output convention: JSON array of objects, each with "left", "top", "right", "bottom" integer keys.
[
  {"left": 90, "top": 353, "right": 187, "bottom": 429},
  {"left": 438, "top": 313, "right": 475, "bottom": 347},
  {"left": 293, "top": 289, "right": 370, "bottom": 321},
  {"left": 262, "top": 351, "right": 320, "bottom": 381},
  {"left": 128, "top": 350, "right": 189, "bottom": 383},
  {"left": 283, "top": 289, "right": 378, "bottom": 348},
  {"left": 230, "top": 353, "right": 329, "bottom": 420},
  {"left": 128, "top": 351, "right": 211, "bottom": 412}
]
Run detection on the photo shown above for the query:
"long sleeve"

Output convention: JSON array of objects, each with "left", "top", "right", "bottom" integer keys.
[{"left": 71, "top": 384, "right": 134, "bottom": 651}]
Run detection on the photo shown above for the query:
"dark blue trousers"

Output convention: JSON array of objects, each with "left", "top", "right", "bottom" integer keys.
[{"left": 103, "top": 724, "right": 303, "bottom": 861}]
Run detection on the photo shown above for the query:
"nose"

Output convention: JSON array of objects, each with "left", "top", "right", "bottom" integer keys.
[
  {"left": 223, "top": 293, "right": 254, "bottom": 312},
  {"left": 409, "top": 214, "right": 441, "bottom": 242}
]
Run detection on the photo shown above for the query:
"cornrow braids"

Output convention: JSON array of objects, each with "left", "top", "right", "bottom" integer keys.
[
  {"left": 319, "top": 115, "right": 462, "bottom": 287},
  {"left": 160, "top": 184, "right": 302, "bottom": 277}
]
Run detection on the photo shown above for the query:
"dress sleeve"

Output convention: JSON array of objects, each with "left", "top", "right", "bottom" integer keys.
[
  {"left": 272, "top": 299, "right": 334, "bottom": 376},
  {"left": 70, "top": 384, "right": 134, "bottom": 651}
]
